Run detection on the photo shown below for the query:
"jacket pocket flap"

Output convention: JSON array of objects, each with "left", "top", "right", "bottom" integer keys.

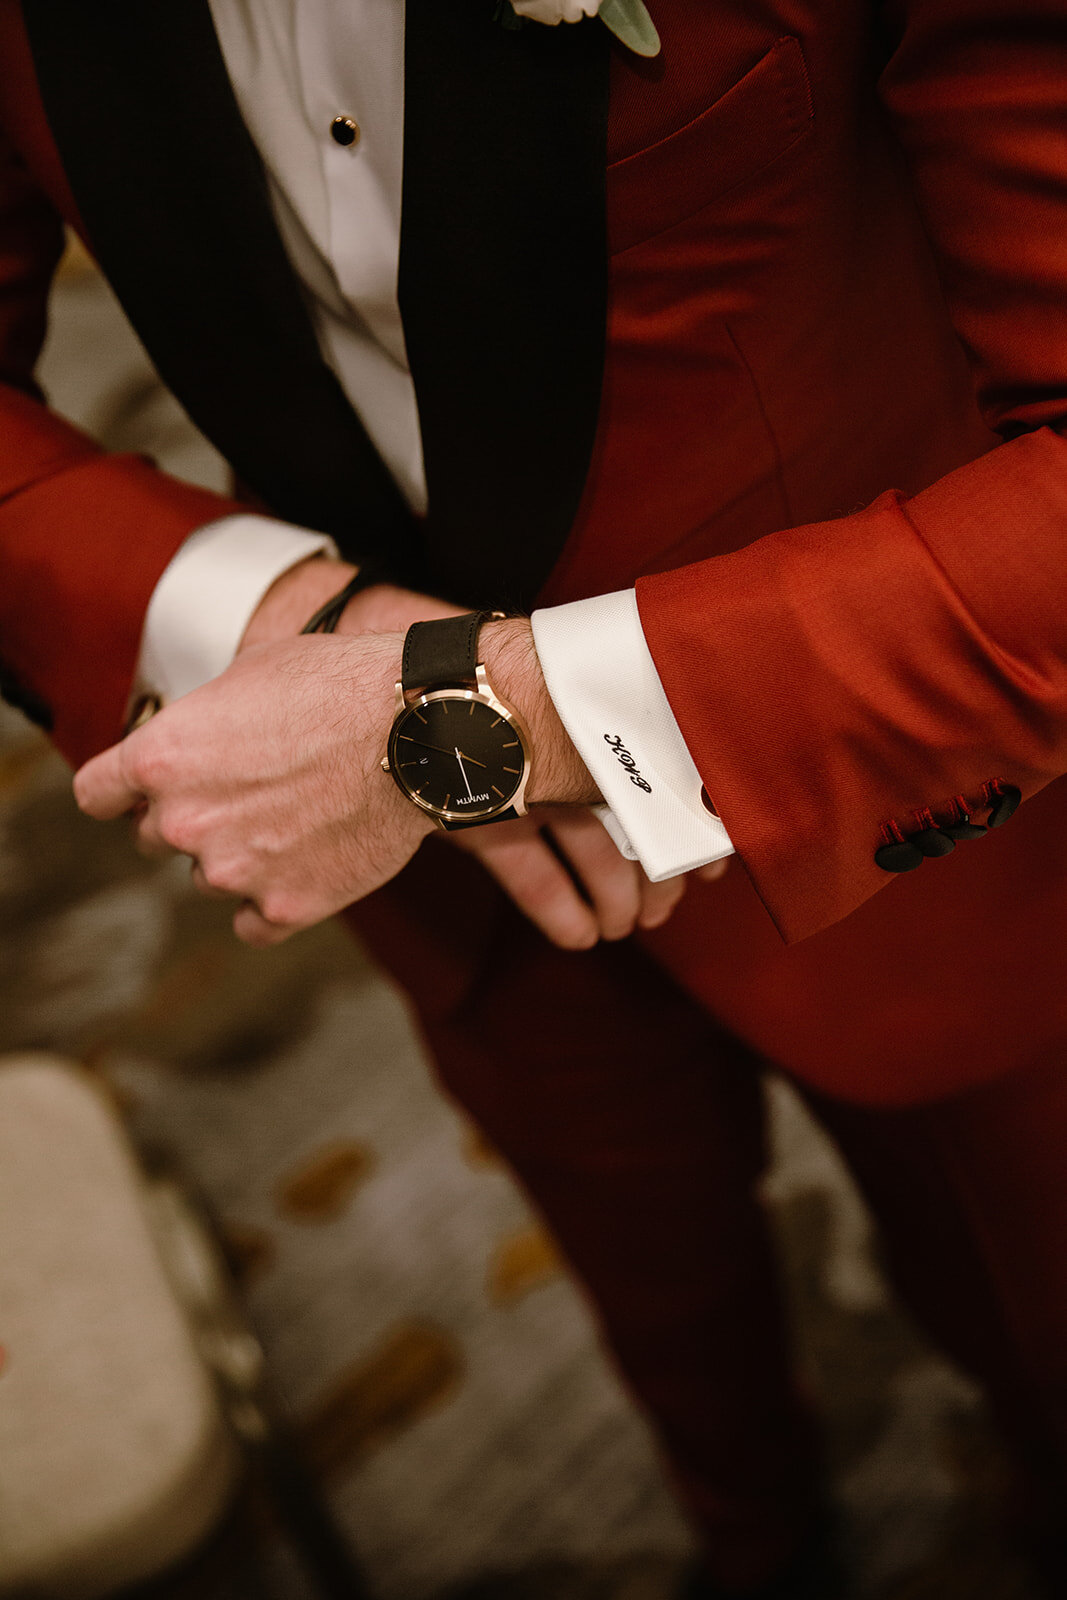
[{"left": 608, "top": 36, "right": 813, "bottom": 255}]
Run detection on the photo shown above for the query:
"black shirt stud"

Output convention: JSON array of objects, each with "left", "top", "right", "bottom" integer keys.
[{"left": 330, "top": 115, "right": 360, "bottom": 147}]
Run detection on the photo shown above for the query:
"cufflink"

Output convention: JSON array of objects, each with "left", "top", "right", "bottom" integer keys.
[{"left": 124, "top": 694, "right": 163, "bottom": 735}]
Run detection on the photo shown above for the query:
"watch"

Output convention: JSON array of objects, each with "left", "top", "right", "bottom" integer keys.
[{"left": 382, "top": 611, "right": 532, "bottom": 830}]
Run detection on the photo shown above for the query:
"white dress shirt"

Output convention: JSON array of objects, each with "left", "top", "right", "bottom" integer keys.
[{"left": 136, "top": 0, "right": 733, "bottom": 880}]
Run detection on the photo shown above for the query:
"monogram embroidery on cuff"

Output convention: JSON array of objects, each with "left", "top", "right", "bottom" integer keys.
[{"left": 603, "top": 733, "right": 652, "bottom": 793}]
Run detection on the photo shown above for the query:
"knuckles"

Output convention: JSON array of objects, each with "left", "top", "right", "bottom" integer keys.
[
  {"left": 233, "top": 909, "right": 289, "bottom": 949},
  {"left": 155, "top": 809, "right": 202, "bottom": 857},
  {"left": 124, "top": 733, "right": 178, "bottom": 795},
  {"left": 199, "top": 859, "right": 247, "bottom": 896},
  {"left": 257, "top": 890, "right": 307, "bottom": 929}
]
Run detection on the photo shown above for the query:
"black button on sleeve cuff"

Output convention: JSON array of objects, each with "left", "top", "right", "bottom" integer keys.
[
  {"left": 987, "top": 785, "right": 1022, "bottom": 828},
  {"left": 874, "top": 840, "right": 924, "bottom": 873},
  {"left": 912, "top": 827, "right": 955, "bottom": 858},
  {"left": 941, "top": 820, "right": 987, "bottom": 841}
]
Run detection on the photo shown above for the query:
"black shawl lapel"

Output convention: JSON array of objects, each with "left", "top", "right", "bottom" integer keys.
[
  {"left": 22, "top": 0, "right": 420, "bottom": 573},
  {"left": 401, "top": 1, "right": 610, "bottom": 610},
  {"left": 22, "top": 1, "right": 610, "bottom": 608}
]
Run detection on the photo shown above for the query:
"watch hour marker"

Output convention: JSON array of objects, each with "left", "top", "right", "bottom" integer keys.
[
  {"left": 502, "top": 766, "right": 520, "bottom": 774},
  {"left": 492, "top": 785, "right": 504, "bottom": 798},
  {"left": 413, "top": 710, "right": 427, "bottom": 724},
  {"left": 444, "top": 794, "right": 451, "bottom": 809},
  {"left": 490, "top": 716, "right": 502, "bottom": 728},
  {"left": 502, "top": 741, "right": 518, "bottom": 748}
]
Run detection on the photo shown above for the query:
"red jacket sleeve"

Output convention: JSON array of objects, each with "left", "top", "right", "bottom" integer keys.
[
  {"left": 636, "top": 0, "right": 1067, "bottom": 944},
  {"left": 0, "top": 127, "right": 244, "bottom": 768}
]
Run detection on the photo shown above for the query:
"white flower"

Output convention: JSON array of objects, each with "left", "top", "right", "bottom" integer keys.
[
  {"left": 505, "top": 0, "right": 660, "bottom": 57},
  {"left": 510, "top": 0, "right": 601, "bottom": 23}
]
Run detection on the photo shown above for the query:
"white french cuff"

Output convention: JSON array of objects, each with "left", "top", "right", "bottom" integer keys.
[
  {"left": 530, "top": 589, "right": 735, "bottom": 881},
  {"left": 134, "top": 514, "right": 339, "bottom": 706}
]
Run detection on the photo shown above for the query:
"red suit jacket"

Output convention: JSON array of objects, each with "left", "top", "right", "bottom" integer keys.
[{"left": 1, "top": 0, "right": 1065, "bottom": 1105}]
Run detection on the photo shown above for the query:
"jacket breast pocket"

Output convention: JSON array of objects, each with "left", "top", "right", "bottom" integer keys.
[{"left": 607, "top": 36, "right": 813, "bottom": 255}]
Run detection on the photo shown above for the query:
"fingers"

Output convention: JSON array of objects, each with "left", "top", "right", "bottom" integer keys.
[
  {"left": 190, "top": 861, "right": 239, "bottom": 900},
  {"left": 73, "top": 737, "right": 150, "bottom": 821},
  {"left": 694, "top": 857, "right": 730, "bottom": 883},
  {"left": 232, "top": 901, "right": 299, "bottom": 947},
  {"left": 97, "top": 779, "right": 315, "bottom": 942},
  {"left": 543, "top": 811, "right": 693, "bottom": 938},
  {"left": 451, "top": 818, "right": 600, "bottom": 950},
  {"left": 451, "top": 809, "right": 705, "bottom": 951},
  {"left": 188, "top": 862, "right": 302, "bottom": 945},
  {"left": 542, "top": 810, "right": 645, "bottom": 941},
  {"left": 131, "top": 804, "right": 180, "bottom": 859},
  {"left": 122, "top": 794, "right": 203, "bottom": 861},
  {"left": 210, "top": 873, "right": 309, "bottom": 945},
  {"left": 489, "top": 830, "right": 601, "bottom": 950},
  {"left": 636, "top": 869, "right": 687, "bottom": 930}
]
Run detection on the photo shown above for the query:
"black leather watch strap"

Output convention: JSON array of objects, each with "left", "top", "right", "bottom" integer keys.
[
  {"left": 440, "top": 804, "right": 520, "bottom": 832},
  {"left": 401, "top": 610, "right": 495, "bottom": 690}
]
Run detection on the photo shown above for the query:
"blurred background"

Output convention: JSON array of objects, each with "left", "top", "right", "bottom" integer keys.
[{"left": 0, "top": 241, "right": 1037, "bottom": 1600}]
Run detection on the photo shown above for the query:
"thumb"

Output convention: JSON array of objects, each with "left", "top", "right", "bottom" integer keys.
[{"left": 73, "top": 741, "right": 145, "bottom": 820}]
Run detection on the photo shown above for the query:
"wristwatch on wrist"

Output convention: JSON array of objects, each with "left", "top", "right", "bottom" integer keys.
[{"left": 381, "top": 610, "right": 532, "bottom": 830}]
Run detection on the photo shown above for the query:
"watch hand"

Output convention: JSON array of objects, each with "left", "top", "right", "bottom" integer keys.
[
  {"left": 455, "top": 747, "right": 475, "bottom": 800},
  {"left": 405, "top": 737, "right": 486, "bottom": 768},
  {"left": 454, "top": 746, "right": 486, "bottom": 769}
]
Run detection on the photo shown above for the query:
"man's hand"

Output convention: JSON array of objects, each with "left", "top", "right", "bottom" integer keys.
[
  {"left": 446, "top": 807, "right": 688, "bottom": 949},
  {"left": 74, "top": 556, "right": 722, "bottom": 949},
  {"left": 242, "top": 558, "right": 706, "bottom": 947},
  {"left": 74, "top": 630, "right": 433, "bottom": 947}
]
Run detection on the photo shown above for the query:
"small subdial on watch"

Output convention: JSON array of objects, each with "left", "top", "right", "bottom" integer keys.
[{"left": 390, "top": 694, "right": 525, "bottom": 818}]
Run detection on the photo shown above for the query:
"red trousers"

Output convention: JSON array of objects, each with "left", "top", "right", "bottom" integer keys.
[{"left": 352, "top": 863, "right": 1067, "bottom": 1591}]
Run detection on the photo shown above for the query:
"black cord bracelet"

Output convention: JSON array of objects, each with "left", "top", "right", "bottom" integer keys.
[{"left": 300, "top": 564, "right": 385, "bottom": 635}]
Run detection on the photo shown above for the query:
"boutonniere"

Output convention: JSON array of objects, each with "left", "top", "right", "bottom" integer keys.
[{"left": 497, "top": 0, "right": 660, "bottom": 58}]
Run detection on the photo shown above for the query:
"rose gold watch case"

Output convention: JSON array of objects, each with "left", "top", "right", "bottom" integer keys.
[{"left": 381, "top": 663, "right": 532, "bottom": 827}]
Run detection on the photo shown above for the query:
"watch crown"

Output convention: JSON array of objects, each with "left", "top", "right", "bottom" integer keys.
[{"left": 380, "top": 756, "right": 390, "bottom": 772}]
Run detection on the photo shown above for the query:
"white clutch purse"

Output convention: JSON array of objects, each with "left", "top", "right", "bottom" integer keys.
[{"left": 0, "top": 1053, "right": 241, "bottom": 1599}]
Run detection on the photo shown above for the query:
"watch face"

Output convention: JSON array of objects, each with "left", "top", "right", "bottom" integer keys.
[{"left": 388, "top": 691, "right": 527, "bottom": 820}]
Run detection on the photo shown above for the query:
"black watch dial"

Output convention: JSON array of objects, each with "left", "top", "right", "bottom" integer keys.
[{"left": 388, "top": 692, "right": 527, "bottom": 820}]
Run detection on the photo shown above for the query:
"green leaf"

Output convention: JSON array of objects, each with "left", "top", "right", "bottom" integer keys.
[{"left": 598, "top": 0, "right": 660, "bottom": 57}]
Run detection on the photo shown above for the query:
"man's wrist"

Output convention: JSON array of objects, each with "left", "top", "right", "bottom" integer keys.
[
  {"left": 239, "top": 555, "right": 357, "bottom": 650},
  {"left": 479, "top": 617, "right": 600, "bottom": 806},
  {"left": 242, "top": 596, "right": 598, "bottom": 810}
]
